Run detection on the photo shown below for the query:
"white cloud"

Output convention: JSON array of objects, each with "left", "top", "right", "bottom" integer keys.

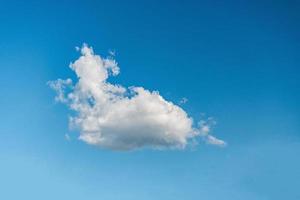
[
  {"left": 206, "top": 135, "right": 227, "bottom": 147},
  {"left": 49, "top": 44, "right": 226, "bottom": 151}
]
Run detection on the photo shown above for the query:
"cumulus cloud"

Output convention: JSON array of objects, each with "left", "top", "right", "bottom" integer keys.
[{"left": 49, "top": 44, "right": 226, "bottom": 151}]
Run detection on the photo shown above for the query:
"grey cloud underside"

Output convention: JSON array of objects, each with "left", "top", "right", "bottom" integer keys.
[{"left": 49, "top": 44, "right": 226, "bottom": 150}]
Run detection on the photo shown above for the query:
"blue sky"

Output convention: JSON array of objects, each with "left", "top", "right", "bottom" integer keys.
[{"left": 0, "top": 0, "right": 300, "bottom": 199}]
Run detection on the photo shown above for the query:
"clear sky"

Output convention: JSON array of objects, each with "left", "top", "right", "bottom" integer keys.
[{"left": 0, "top": 0, "right": 299, "bottom": 199}]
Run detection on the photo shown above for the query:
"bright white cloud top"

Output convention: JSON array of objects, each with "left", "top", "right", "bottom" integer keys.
[{"left": 49, "top": 44, "right": 226, "bottom": 150}]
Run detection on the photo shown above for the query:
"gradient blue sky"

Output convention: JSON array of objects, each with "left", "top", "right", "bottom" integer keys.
[{"left": 1, "top": 0, "right": 300, "bottom": 199}]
